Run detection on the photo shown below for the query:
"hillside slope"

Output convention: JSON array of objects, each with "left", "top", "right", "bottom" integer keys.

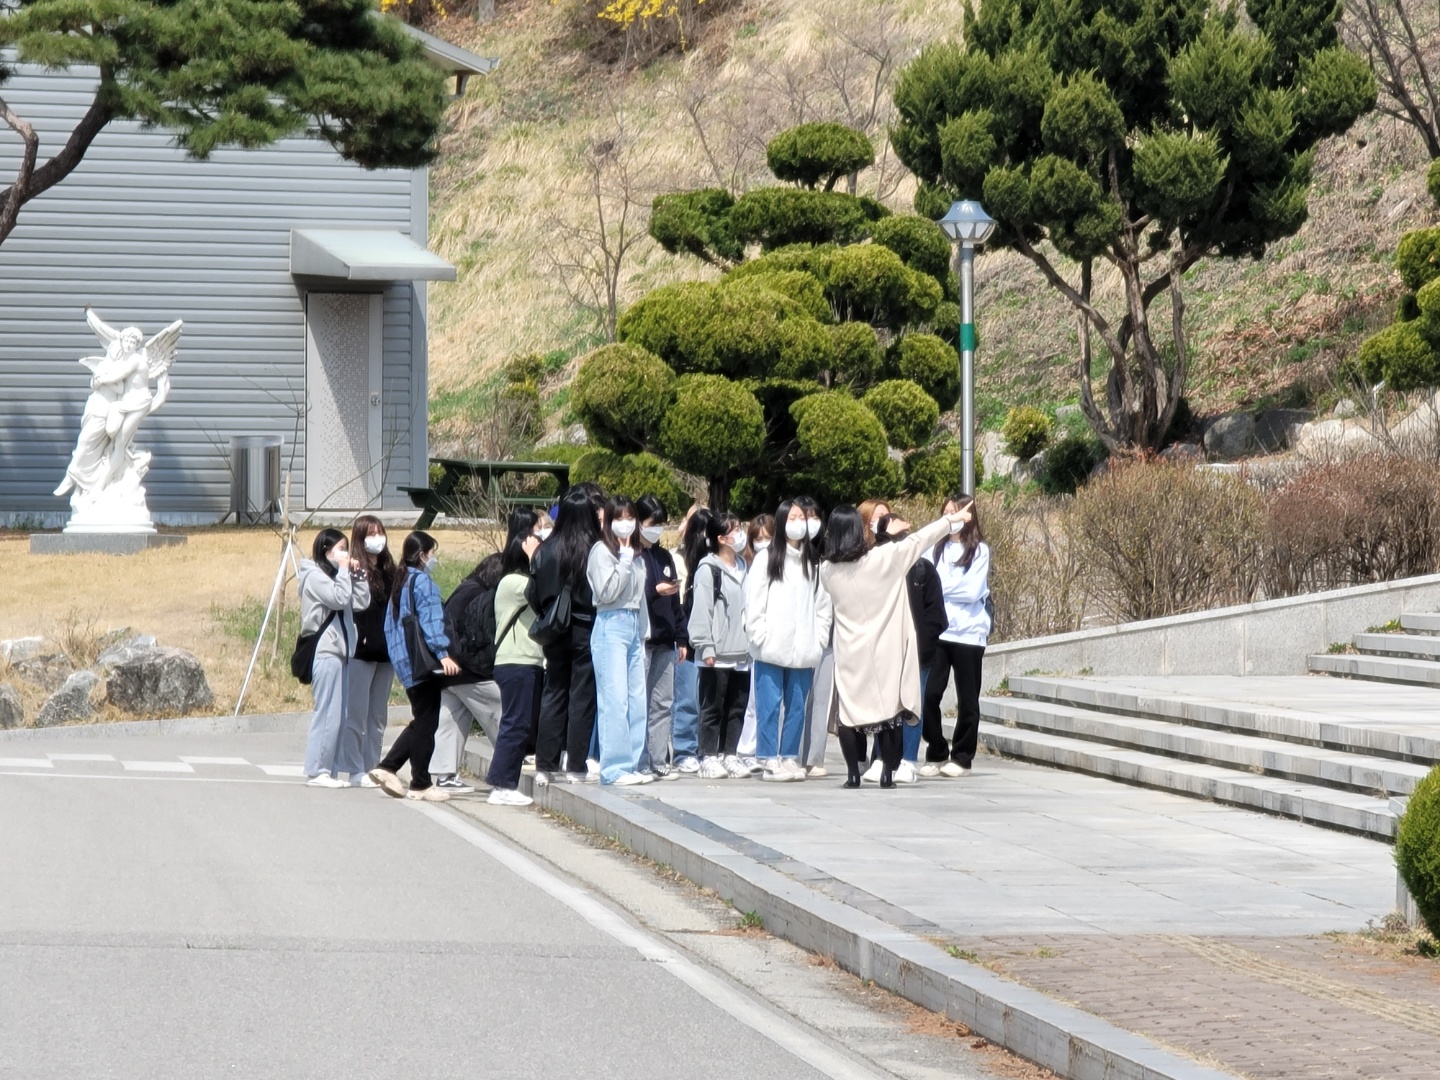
[{"left": 424, "top": 0, "right": 1434, "bottom": 444}]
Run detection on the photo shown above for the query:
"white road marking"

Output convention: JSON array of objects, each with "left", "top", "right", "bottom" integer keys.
[
  {"left": 0, "top": 758, "right": 53, "bottom": 768},
  {"left": 46, "top": 753, "right": 116, "bottom": 762},
  {"left": 178, "top": 756, "right": 251, "bottom": 766},
  {"left": 0, "top": 770, "right": 295, "bottom": 784},
  {"left": 121, "top": 761, "right": 195, "bottom": 773},
  {"left": 416, "top": 803, "right": 886, "bottom": 1080},
  {"left": 258, "top": 764, "right": 306, "bottom": 777}
]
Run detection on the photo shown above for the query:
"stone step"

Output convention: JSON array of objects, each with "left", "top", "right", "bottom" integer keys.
[
  {"left": 1354, "top": 631, "right": 1440, "bottom": 661},
  {"left": 1006, "top": 675, "right": 1440, "bottom": 762},
  {"left": 1401, "top": 612, "right": 1440, "bottom": 634},
  {"left": 1307, "top": 651, "right": 1440, "bottom": 688},
  {"left": 979, "top": 723, "right": 1397, "bottom": 841},
  {"left": 983, "top": 697, "right": 1428, "bottom": 797}
]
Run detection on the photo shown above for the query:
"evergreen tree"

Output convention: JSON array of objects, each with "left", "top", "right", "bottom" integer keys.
[
  {"left": 0, "top": 0, "right": 448, "bottom": 245},
  {"left": 891, "top": 0, "right": 1375, "bottom": 450}
]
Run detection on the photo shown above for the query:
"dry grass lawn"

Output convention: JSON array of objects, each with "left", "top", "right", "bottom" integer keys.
[{"left": 0, "top": 527, "right": 498, "bottom": 724}]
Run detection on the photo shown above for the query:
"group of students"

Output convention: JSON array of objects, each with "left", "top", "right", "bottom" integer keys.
[{"left": 294, "top": 485, "right": 992, "bottom": 804}]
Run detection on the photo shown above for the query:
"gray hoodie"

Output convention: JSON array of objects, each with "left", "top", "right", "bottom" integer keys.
[
  {"left": 687, "top": 553, "right": 748, "bottom": 666},
  {"left": 298, "top": 559, "right": 371, "bottom": 662}
]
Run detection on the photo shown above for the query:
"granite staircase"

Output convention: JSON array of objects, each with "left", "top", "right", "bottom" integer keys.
[{"left": 1307, "top": 611, "right": 1440, "bottom": 686}]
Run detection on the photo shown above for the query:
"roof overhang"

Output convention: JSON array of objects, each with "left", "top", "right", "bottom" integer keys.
[
  {"left": 290, "top": 229, "right": 457, "bottom": 282},
  {"left": 401, "top": 23, "right": 499, "bottom": 98}
]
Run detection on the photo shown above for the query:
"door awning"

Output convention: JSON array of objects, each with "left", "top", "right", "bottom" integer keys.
[{"left": 290, "top": 229, "right": 457, "bottom": 282}]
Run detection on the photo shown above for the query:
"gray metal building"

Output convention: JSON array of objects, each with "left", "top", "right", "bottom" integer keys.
[{"left": 0, "top": 27, "right": 492, "bottom": 526}]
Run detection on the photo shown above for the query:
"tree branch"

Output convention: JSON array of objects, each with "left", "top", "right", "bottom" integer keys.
[
  {"left": 0, "top": 92, "right": 40, "bottom": 242},
  {"left": 0, "top": 88, "right": 112, "bottom": 244}
]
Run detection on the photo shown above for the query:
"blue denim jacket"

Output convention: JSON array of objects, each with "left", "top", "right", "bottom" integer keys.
[{"left": 383, "top": 567, "right": 450, "bottom": 688}]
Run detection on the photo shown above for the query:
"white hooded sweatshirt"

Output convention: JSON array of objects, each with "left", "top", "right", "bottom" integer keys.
[{"left": 744, "top": 543, "right": 833, "bottom": 670}]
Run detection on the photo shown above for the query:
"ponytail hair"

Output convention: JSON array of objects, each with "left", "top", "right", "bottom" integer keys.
[{"left": 390, "top": 530, "right": 438, "bottom": 617}]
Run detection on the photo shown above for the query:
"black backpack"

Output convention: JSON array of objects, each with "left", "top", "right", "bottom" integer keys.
[{"left": 445, "top": 581, "right": 525, "bottom": 681}]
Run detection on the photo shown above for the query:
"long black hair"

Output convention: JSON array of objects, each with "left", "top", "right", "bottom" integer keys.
[
  {"left": 601, "top": 495, "right": 636, "bottom": 556},
  {"left": 681, "top": 507, "right": 714, "bottom": 606},
  {"left": 473, "top": 552, "right": 505, "bottom": 589},
  {"left": 390, "top": 530, "right": 438, "bottom": 617},
  {"left": 769, "top": 497, "right": 821, "bottom": 583},
  {"left": 501, "top": 508, "right": 540, "bottom": 577},
  {"left": 934, "top": 492, "right": 983, "bottom": 569},
  {"left": 821, "top": 505, "right": 867, "bottom": 564},
  {"left": 350, "top": 514, "right": 395, "bottom": 595},
  {"left": 547, "top": 486, "right": 603, "bottom": 588},
  {"left": 705, "top": 510, "right": 740, "bottom": 559},
  {"left": 311, "top": 528, "right": 347, "bottom": 579}
]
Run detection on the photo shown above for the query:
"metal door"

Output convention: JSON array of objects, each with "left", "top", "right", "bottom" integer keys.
[{"left": 304, "top": 292, "right": 383, "bottom": 510}]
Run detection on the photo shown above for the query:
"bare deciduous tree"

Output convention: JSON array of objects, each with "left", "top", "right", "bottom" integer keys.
[{"left": 1344, "top": 0, "right": 1440, "bottom": 157}]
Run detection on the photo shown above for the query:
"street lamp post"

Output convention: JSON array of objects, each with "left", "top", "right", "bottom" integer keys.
[{"left": 937, "top": 200, "right": 997, "bottom": 494}]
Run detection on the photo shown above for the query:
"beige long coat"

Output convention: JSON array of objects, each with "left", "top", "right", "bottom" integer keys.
[{"left": 818, "top": 517, "right": 953, "bottom": 728}]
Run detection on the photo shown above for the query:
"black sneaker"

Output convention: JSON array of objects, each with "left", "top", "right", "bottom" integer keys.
[{"left": 435, "top": 775, "right": 475, "bottom": 794}]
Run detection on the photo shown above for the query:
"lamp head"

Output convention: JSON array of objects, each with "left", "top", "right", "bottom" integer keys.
[{"left": 938, "top": 200, "right": 997, "bottom": 246}]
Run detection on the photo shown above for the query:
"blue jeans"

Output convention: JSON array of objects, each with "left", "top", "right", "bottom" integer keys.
[
  {"left": 590, "top": 609, "right": 648, "bottom": 784},
  {"left": 752, "top": 661, "right": 813, "bottom": 759},
  {"left": 672, "top": 655, "right": 700, "bottom": 759},
  {"left": 904, "top": 668, "right": 929, "bottom": 763}
]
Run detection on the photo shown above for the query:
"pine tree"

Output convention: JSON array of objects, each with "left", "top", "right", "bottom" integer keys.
[
  {"left": 0, "top": 0, "right": 448, "bottom": 245},
  {"left": 891, "top": 0, "right": 1375, "bottom": 450}
]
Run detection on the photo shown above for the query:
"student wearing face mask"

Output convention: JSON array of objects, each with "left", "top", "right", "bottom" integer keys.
[
  {"left": 745, "top": 498, "right": 831, "bottom": 782},
  {"left": 635, "top": 495, "right": 687, "bottom": 780},
  {"left": 298, "top": 528, "right": 372, "bottom": 788},
  {"left": 587, "top": 495, "right": 653, "bottom": 785},
  {"left": 733, "top": 514, "right": 775, "bottom": 775},
  {"left": 369, "top": 531, "right": 460, "bottom": 801},
  {"left": 672, "top": 505, "right": 710, "bottom": 774},
  {"left": 856, "top": 499, "right": 893, "bottom": 547},
  {"left": 338, "top": 515, "right": 394, "bottom": 785},
  {"left": 687, "top": 512, "right": 752, "bottom": 779}
]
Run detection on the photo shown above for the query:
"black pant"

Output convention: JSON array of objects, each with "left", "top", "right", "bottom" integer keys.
[
  {"left": 488, "top": 664, "right": 543, "bottom": 791},
  {"left": 535, "top": 620, "right": 596, "bottom": 774},
  {"left": 379, "top": 679, "right": 443, "bottom": 790},
  {"left": 839, "top": 725, "right": 901, "bottom": 783},
  {"left": 922, "top": 641, "right": 985, "bottom": 767},
  {"left": 698, "top": 665, "right": 748, "bottom": 758}
]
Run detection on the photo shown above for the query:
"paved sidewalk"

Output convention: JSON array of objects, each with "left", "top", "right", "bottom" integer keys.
[{"left": 592, "top": 752, "right": 1439, "bottom": 1080}]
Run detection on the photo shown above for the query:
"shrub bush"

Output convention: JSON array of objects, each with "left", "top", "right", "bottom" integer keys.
[
  {"left": 658, "top": 374, "right": 766, "bottom": 488},
  {"left": 905, "top": 441, "right": 976, "bottom": 497},
  {"left": 862, "top": 380, "right": 940, "bottom": 450},
  {"left": 570, "top": 449, "right": 691, "bottom": 517},
  {"left": 1002, "top": 406, "right": 1054, "bottom": 459},
  {"left": 1038, "top": 433, "right": 1105, "bottom": 494},
  {"left": 1397, "top": 766, "right": 1440, "bottom": 939},
  {"left": 649, "top": 188, "right": 744, "bottom": 266},
  {"left": 830, "top": 321, "right": 884, "bottom": 387},
  {"left": 1396, "top": 226, "right": 1440, "bottom": 292},
  {"left": 1354, "top": 320, "right": 1440, "bottom": 392},
  {"left": 1071, "top": 460, "right": 1266, "bottom": 620},
  {"left": 869, "top": 214, "right": 953, "bottom": 291},
  {"left": 766, "top": 122, "right": 875, "bottom": 191},
  {"left": 826, "top": 244, "right": 943, "bottom": 329},
  {"left": 791, "top": 392, "right": 899, "bottom": 505},
  {"left": 894, "top": 333, "right": 960, "bottom": 410},
  {"left": 981, "top": 493, "right": 1087, "bottom": 641},
  {"left": 729, "top": 187, "right": 886, "bottom": 251},
  {"left": 571, "top": 343, "right": 676, "bottom": 453}
]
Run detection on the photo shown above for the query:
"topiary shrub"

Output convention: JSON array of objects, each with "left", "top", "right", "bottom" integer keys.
[
  {"left": 1397, "top": 765, "right": 1440, "bottom": 939},
  {"left": 1396, "top": 227, "right": 1440, "bottom": 292},
  {"left": 830, "top": 321, "right": 884, "bottom": 388},
  {"left": 905, "top": 441, "right": 973, "bottom": 496},
  {"left": 649, "top": 187, "right": 744, "bottom": 267},
  {"left": 571, "top": 343, "right": 676, "bottom": 453},
  {"left": 659, "top": 374, "right": 765, "bottom": 506},
  {"left": 894, "top": 333, "right": 960, "bottom": 410},
  {"left": 826, "top": 243, "right": 943, "bottom": 329},
  {"left": 1002, "top": 405, "right": 1054, "bottom": 459},
  {"left": 766, "top": 122, "right": 875, "bottom": 191},
  {"left": 870, "top": 214, "right": 953, "bottom": 292},
  {"left": 791, "top": 392, "right": 899, "bottom": 505},
  {"left": 1354, "top": 320, "right": 1440, "bottom": 391},
  {"left": 1038, "top": 433, "right": 1105, "bottom": 494},
  {"left": 570, "top": 449, "right": 692, "bottom": 517},
  {"left": 862, "top": 379, "right": 940, "bottom": 450},
  {"left": 729, "top": 187, "right": 886, "bottom": 251}
]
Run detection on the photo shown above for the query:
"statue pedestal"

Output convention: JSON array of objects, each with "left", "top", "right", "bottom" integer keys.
[{"left": 30, "top": 532, "right": 187, "bottom": 555}]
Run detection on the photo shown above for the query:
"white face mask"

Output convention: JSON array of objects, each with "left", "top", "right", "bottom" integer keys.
[
  {"left": 752, "top": 540, "right": 770, "bottom": 555},
  {"left": 537, "top": 525, "right": 553, "bottom": 541},
  {"left": 611, "top": 519, "right": 636, "bottom": 540},
  {"left": 785, "top": 519, "right": 807, "bottom": 542},
  {"left": 363, "top": 535, "right": 386, "bottom": 555},
  {"left": 641, "top": 525, "right": 664, "bottom": 544},
  {"left": 328, "top": 547, "right": 348, "bottom": 566},
  {"left": 870, "top": 517, "right": 884, "bottom": 534},
  {"left": 806, "top": 518, "right": 821, "bottom": 539},
  {"left": 728, "top": 530, "right": 747, "bottom": 551},
  {"left": 424, "top": 552, "right": 439, "bottom": 572}
]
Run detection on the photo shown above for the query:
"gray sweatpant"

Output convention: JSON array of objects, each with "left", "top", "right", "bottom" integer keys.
[
  {"left": 802, "top": 648, "right": 834, "bottom": 768},
  {"left": 640, "top": 644, "right": 676, "bottom": 771},
  {"left": 433, "top": 680, "right": 501, "bottom": 777},
  {"left": 305, "top": 655, "right": 348, "bottom": 778},
  {"left": 340, "top": 659, "right": 393, "bottom": 776}
]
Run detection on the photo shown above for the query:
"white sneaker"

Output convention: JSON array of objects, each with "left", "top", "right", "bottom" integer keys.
[
  {"left": 405, "top": 786, "right": 451, "bottom": 802},
  {"left": 674, "top": 756, "right": 701, "bottom": 774},
  {"left": 611, "top": 772, "right": 649, "bottom": 786},
  {"left": 862, "top": 759, "right": 884, "bottom": 784},
  {"left": 349, "top": 774, "right": 379, "bottom": 788},
  {"left": 741, "top": 756, "right": 764, "bottom": 776},
  {"left": 368, "top": 768, "right": 406, "bottom": 799},
  {"left": 896, "top": 761, "right": 918, "bottom": 784},
  {"left": 806, "top": 765, "right": 828, "bottom": 778},
  {"left": 587, "top": 758, "right": 601, "bottom": 776},
  {"left": 918, "top": 763, "right": 942, "bottom": 778},
  {"left": 534, "top": 771, "right": 553, "bottom": 787},
  {"left": 488, "top": 787, "right": 533, "bottom": 806},
  {"left": 940, "top": 761, "right": 969, "bottom": 778},
  {"left": 523, "top": 754, "right": 536, "bottom": 767},
  {"left": 761, "top": 758, "right": 802, "bottom": 782},
  {"left": 780, "top": 758, "right": 807, "bottom": 779},
  {"left": 306, "top": 774, "right": 347, "bottom": 789},
  {"left": 699, "top": 757, "right": 729, "bottom": 780},
  {"left": 723, "top": 755, "right": 751, "bottom": 778}
]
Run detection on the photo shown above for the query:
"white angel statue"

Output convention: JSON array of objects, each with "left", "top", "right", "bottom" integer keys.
[{"left": 55, "top": 307, "right": 184, "bottom": 531}]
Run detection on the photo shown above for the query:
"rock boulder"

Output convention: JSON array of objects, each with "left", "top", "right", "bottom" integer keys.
[
  {"left": 1255, "top": 408, "right": 1313, "bottom": 452},
  {"left": 35, "top": 670, "right": 100, "bottom": 727},
  {"left": 106, "top": 647, "right": 214, "bottom": 716},
  {"left": 1203, "top": 413, "right": 1257, "bottom": 460},
  {"left": 14, "top": 653, "right": 74, "bottom": 692},
  {"left": 0, "top": 684, "right": 21, "bottom": 729},
  {"left": 0, "top": 636, "right": 46, "bottom": 665},
  {"left": 977, "top": 431, "right": 1018, "bottom": 485},
  {"left": 97, "top": 633, "right": 159, "bottom": 670}
]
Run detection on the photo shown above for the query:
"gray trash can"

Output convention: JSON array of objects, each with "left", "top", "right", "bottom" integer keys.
[{"left": 229, "top": 436, "right": 283, "bottom": 524}]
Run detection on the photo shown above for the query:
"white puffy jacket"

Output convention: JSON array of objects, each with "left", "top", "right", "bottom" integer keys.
[{"left": 744, "top": 544, "right": 833, "bottom": 669}]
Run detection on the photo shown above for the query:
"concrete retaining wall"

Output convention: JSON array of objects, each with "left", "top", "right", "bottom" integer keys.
[{"left": 983, "top": 573, "right": 1440, "bottom": 691}]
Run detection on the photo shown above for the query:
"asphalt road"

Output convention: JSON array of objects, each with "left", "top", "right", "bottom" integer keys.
[{"left": 0, "top": 732, "right": 996, "bottom": 1080}]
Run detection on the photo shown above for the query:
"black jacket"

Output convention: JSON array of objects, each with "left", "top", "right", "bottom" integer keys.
[
  {"left": 525, "top": 540, "right": 596, "bottom": 629},
  {"left": 352, "top": 569, "right": 392, "bottom": 664},
  {"left": 639, "top": 545, "right": 688, "bottom": 650},
  {"left": 908, "top": 558, "right": 947, "bottom": 668}
]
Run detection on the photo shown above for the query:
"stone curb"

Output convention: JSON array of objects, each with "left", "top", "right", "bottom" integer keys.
[
  {"left": 0, "top": 705, "right": 411, "bottom": 741},
  {"left": 463, "top": 743, "right": 1240, "bottom": 1080}
]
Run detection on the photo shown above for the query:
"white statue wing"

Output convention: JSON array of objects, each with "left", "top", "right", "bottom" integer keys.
[
  {"left": 144, "top": 320, "right": 183, "bottom": 378},
  {"left": 85, "top": 306, "right": 121, "bottom": 346},
  {"left": 78, "top": 354, "right": 106, "bottom": 373}
]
